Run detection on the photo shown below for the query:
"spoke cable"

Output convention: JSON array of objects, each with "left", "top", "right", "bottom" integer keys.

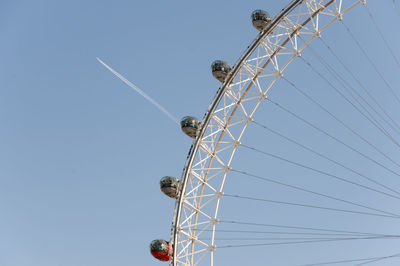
[
  {"left": 355, "top": 252, "right": 400, "bottom": 266},
  {"left": 297, "top": 35, "right": 399, "bottom": 144},
  {"left": 301, "top": 253, "right": 400, "bottom": 266},
  {"left": 217, "top": 235, "right": 398, "bottom": 249},
  {"left": 294, "top": 57, "right": 400, "bottom": 171},
  {"left": 318, "top": 37, "right": 400, "bottom": 133},
  {"left": 219, "top": 220, "right": 396, "bottom": 236},
  {"left": 202, "top": 236, "right": 397, "bottom": 241},
  {"left": 200, "top": 229, "right": 389, "bottom": 237},
  {"left": 364, "top": 4, "right": 400, "bottom": 69},
  {"left": 265, "top": 97, "right": 400, "bottom": 180},
  {"left": 298, "top": 39, "right": 400, "bottom": 148},
  {"left": 395, "top": 0, "right": 400, "bottom": 17},
  {"left": 231, "top": 168, "right": 400, "bottom": 217},
  {"left": 341, "top": 20, "right": 400, "bottom": 104},
  {"left": 238, "top": 143, "right": 400, "bottom": 200},
  {"left": 253, "top": 120, "right": 400, "bottom": 198},
  {"left": 223, "top": 193, "right": 400, "bottom": 218}
]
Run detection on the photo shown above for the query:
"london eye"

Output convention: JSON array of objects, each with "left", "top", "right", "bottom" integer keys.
[{"left": 150, "top": 0, "right": 400, "bottom": 265}]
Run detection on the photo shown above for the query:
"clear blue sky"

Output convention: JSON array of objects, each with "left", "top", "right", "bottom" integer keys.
[{"left": 1, "top": 0, "right": 400, "bottom": 265}]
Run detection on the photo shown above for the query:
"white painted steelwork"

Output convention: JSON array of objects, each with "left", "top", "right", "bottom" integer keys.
[{"left": 170, "top": 1, "right": 363, "bottom": 265}]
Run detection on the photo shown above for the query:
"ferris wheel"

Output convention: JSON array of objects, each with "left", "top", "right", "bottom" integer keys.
[{"left": 149, "top": 0, "right": 400, "bottom": 265}]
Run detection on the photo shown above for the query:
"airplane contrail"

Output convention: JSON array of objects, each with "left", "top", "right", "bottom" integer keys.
[{"left": 96, "top": 57, "right": 179, "bottom": 125}]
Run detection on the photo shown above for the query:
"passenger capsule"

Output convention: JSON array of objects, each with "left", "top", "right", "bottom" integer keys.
[
  {"left": 251, "top": 9, "right": 272, "bottom": 31},
  {"left": 180, "top": 116, "right": 200, "bottom": 139},
  {"left": 211, "top": 60, "right": 232, "bottom": 82},
  {"left": 150, "top": 239, "right": 171, "bottom": 261},
  {"left": 160, "top": 176, "right": 180, "bottom": 198}
]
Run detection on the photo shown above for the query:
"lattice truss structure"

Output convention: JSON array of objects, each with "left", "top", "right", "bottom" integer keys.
[{"left": 170, "top": 0, "right": 363, "bottom": 265}]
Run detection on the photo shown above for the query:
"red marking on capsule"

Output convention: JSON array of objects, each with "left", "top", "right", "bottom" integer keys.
[
  {"left": 151, "top": 250, "right": 170, "bottom": 261},
  {"left": 150, "top": 239, "right": 172, "bottom": 262}
]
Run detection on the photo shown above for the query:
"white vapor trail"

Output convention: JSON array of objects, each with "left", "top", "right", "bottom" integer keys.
[{"left": 96, "top": 57, "right": 179, "bottom": 125}]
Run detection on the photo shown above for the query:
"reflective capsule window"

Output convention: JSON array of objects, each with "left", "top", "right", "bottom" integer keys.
[
  {"left": 150, "top": 239, "right": 170, "bottom": 261},
  {"left": 251, "top": 9, "right": 272, "bottom": 31},
  {"left": 180, "top": 116, "right": 200, "bottom": 139},
  {"left": 211, "top": 60, "right": 231, "bottom": 82},
  {"left": 160, "top": 176, "right": 180, "bottom": 198}
]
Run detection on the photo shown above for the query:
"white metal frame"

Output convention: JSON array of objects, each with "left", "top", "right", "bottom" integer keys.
[{"left": 170, "top": 1, "right": 363, "bottom": 265}]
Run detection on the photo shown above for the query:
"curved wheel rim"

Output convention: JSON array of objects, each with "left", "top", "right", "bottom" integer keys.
[{"left": 171, "top": 1, "right": 362, "bottom": 265}]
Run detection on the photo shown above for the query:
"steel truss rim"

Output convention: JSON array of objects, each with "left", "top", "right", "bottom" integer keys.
[{"left": 171, "top": 1, "right": 363, "bottom": 265}]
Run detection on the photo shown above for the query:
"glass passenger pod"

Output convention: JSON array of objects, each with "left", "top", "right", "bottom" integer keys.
[
  {"left": 180, "top": 116, "right": 200, "bottom": 139},
  {"left": 211, "top": 60, "right": 232, "bottom": 82},
  {"left": 251, "top": 9, "right": 272, "bottom": 31},
  {"left": 150, "top": 239, "right": 171, "bottom": 261},
  {"left": 159, "top": 176, "right": 180, "bottom": 198}
]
